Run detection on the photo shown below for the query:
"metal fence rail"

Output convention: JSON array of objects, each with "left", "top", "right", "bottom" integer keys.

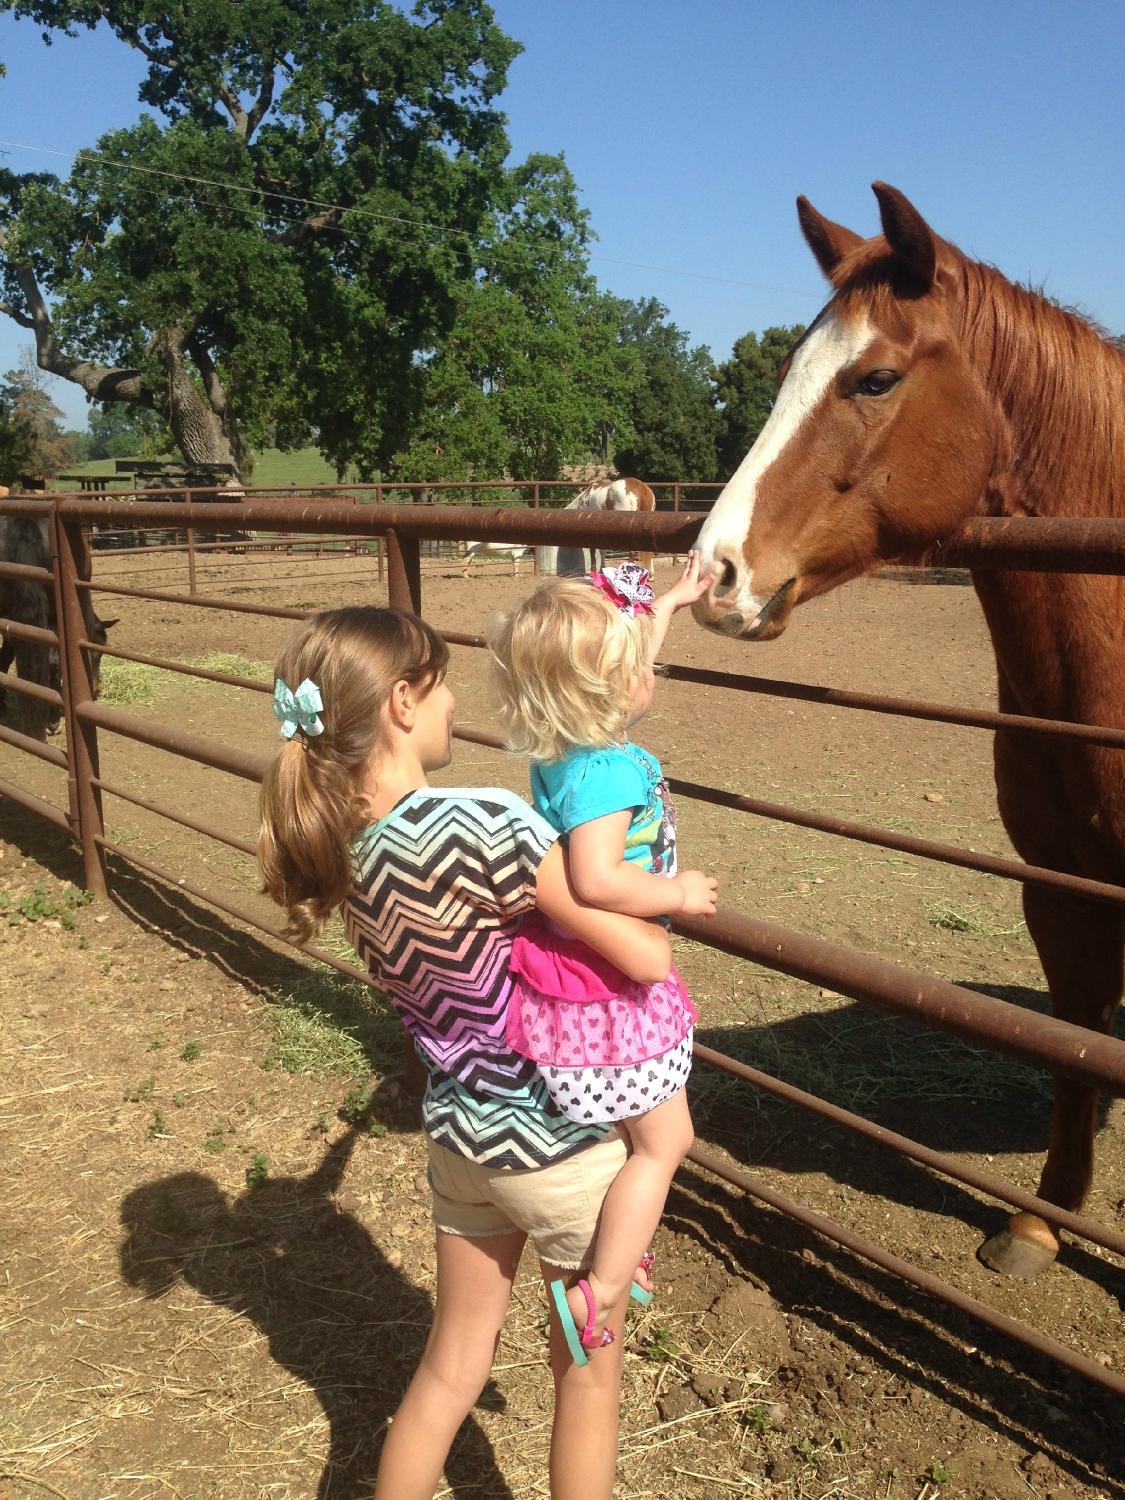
[{"left": 0, "top": 487, "right": 1123, "bottom": 1402}]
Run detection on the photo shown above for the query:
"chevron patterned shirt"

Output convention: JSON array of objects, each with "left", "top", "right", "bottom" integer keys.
[{"left": 345, "top": 787, "right": 609, "bottom": 1169}]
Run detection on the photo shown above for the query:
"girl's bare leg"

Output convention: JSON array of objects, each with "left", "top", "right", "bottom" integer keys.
[
  {"left": 542, "top": 1259, "right": 629, "bottom": 1500},
  {"left": 374, "top": 1228, "right": 525, "bottom": 1500},
  {"left": 566, "top": 1089, "right": 693, "bottom": 1339}
]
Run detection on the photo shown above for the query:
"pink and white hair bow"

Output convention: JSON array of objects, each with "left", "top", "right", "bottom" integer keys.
[{"left": 588, "top": 561, "right": 655, "bottom": 618}]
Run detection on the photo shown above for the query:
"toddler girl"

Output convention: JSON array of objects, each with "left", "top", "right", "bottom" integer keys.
[{"left": 489, "top": 553, "right": 718, "bottom": 1359}]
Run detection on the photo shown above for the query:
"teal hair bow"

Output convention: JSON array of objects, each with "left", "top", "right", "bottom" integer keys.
[{"left": 273, "top": 676, "right": 325, "bottom": 740}]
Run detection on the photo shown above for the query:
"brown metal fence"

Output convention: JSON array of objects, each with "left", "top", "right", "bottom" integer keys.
[{"left": 2, "top": 486, "right": 1124, "bottom": 1401}]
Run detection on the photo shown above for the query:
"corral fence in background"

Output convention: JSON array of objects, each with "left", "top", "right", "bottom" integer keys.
[
  {"left": 81, "top": 478, "right": 724, "bottom": 577},
  {"left": 2, "top": 486, "right": 1124, "bottom": 1402}
]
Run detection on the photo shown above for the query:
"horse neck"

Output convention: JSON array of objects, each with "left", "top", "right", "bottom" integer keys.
[
  {"left": 951, "top": 259, "right": 1125, "bottom": 724},
  {"left": 953, "top": 258, "right": 1124, "bottom": 521}
]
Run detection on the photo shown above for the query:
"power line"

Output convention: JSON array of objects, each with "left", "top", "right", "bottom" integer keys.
[{"left": 0, "top": 137, "right": 818, "bottom": 302}]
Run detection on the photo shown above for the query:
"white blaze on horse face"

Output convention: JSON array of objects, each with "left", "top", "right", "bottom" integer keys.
[{"left": 696, "top": 310, "right": 875, "bottom": 624}]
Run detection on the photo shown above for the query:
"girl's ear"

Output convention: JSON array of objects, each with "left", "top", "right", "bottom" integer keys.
[{"left": 386, "top": 678, "right": 416, "bottom": 731}]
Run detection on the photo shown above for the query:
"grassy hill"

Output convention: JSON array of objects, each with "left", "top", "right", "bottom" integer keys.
[{"left": 52, "top": 447, "right": 352, "bottom": 490}]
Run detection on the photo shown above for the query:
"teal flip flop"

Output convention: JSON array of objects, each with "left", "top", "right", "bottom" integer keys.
[{"left": 549, "top": 1277, "right": 590, "bottom": 1366}]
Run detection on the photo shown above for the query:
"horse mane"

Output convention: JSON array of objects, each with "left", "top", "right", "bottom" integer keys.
[{"left": 837, "top": 240, "right": 1124, "bottom": 520}]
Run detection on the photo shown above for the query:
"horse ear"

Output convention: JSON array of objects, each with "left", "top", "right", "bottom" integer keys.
[
  {"left": 796, "top": 196, "right": 863, "bottom": 281},
  {"left": 871, "top": 182, "right": 936, "bottom": 288}
]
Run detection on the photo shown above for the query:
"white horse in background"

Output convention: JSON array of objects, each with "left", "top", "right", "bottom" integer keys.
[
  {"left": 458, "top": 478, "right": 656, "bottom": 578},
  {"left": 538, "top": 478, "right": 656, "bottom": 577},
  {"left": 460, "top": 539, "right": 535, "bottom": 576}
]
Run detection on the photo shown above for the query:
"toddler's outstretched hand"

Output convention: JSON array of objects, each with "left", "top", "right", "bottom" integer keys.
[
  {"left": 674, "top": 869, "right": 719, "bottom": 917},
  {"left": 659, "top": 550, "right": 716, "bottom": 613}
]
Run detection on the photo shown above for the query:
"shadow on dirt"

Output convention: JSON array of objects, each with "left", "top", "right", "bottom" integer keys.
[
  {"left": 5, "top": 808, "right": 1122, "bottom": 1494},
  {"left": 689, "top": 1001, "right": 1122, "bottom": 1299},
  {"left": 119, "top": 1128, "right": 512, "bottom": 1500}
]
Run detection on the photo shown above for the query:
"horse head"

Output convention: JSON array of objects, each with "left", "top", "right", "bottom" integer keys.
[
  {"left": 693, "top": 183, "right": 1003, "bottom": 640},
  {"left": 44, "top": 608, "right": 118, "bottom": 733},
  {"left": 85, "top": 609, "right": 119, "bottom": 701}
]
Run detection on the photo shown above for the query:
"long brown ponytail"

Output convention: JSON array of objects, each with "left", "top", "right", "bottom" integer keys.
[{"left": 257, "top": 607, "right": 448, "bottom": 943}]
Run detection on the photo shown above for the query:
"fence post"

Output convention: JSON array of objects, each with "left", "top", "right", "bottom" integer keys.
[
  {"left": 532, "top": 482, "right": 541, "bottom": 575},
  {"left": 51, "top": 508, "right": 107, "bottom": 898},
  {"left": 385, "top": 528, "right": 422, "bottom": 614},
  {"left": 375, "top": 484, "right": 385, "bottom": 583},
  {"left": 186, "top": 525, "right": 198, "bottom": 596},
  {"left": 385, "top": 521, "right": 428, "bottom": 1096}
]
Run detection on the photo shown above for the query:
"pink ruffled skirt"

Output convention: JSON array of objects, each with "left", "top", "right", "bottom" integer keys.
[{"left": 506, "top": 918, "right": 698, "bottom": 1069}]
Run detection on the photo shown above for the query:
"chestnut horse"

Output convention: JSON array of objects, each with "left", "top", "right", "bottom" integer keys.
[{"left": 693, "top": 183, "right": 1124, "bottom": 1277}]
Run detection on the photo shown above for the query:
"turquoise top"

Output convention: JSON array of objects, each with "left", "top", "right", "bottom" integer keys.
[{"left": 531, "top": 741, "right": 678, "bottom": 878}]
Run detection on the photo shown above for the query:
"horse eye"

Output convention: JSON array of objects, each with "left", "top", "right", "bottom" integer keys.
[{"left": 857, "top": 369, "right": 899, "bottom": 396}]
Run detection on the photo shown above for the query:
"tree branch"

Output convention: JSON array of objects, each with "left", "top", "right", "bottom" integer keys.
[
  {"left": 89, "top": 2, "right": 192, "bottom": 113},
  {"left": 188, "top": 338, "right": 229, "bottom": 420},
  {"left": 218, "top": 81, "right": 250, "bottom": 137},
  {"left": 0, "top": 238, "right": 150, "bottom": 406},
  {"left": 278, "top": 208, "right": 341, "bottom": 246},
  {"left": 218, "top": 59, "right": 277, "bottom": 142},
  {"left": 246, "top": 62, "right": 277, "bottom": 141},
  {"left": 0, "top": 298, "right": 34, "bottom": 330}
]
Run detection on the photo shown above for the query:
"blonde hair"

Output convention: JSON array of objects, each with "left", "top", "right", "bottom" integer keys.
[
  {"left": 488, "top": 577, "right": 649, "bottom": 762},
  {"left": 258, "top": 607, "right": 448, "bottom": 944}
]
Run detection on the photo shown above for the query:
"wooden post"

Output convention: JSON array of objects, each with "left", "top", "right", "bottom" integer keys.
[
  {"left": 52, "top": 510, "right": 107, "bottom": 897},
  {"left": 532, "top": 482, "right": 541, "bottom": 575},
  {"left": 187, "top": 525, "right": 198, "bottom": 596},
  {"left": 375, "top": 485, "right": 385, "bottom": 584}
]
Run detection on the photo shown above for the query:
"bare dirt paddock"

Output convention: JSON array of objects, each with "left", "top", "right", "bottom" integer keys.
[{"left": 1, "top": 545, "right": 1122, "bottom": 1499}]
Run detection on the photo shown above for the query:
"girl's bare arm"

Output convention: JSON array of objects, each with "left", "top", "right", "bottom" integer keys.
[
  {"left": 646, "top": 550, "right": 714, "bottom": 662},
  {"left": 568, "top": 812, "right": 717, "bottom": 918},
  {"left": 533, "top": 842, "right": 672, "bottom": 984}
]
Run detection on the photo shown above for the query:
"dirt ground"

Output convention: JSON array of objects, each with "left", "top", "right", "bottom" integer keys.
[{"left": 1, "top": 543, "right": 1123, "bottom": 1499}]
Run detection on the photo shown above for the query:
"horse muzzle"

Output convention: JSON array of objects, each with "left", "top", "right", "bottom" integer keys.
[{"left": 692, "top": 576, "right": 797, "bottom": 641}]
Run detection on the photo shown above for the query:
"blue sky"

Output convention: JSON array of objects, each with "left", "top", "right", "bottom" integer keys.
[{"left": 2, "top": 0, "right": 1122, "bottom": 430}]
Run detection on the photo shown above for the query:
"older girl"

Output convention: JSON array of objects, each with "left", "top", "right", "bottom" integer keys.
[{"left": 259, "top": 605, "right": 672, "bottom": 1500}]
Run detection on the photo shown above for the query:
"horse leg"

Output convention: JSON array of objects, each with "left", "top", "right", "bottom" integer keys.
[
  {"left": 12, "top": 636, "right": 51, "bottom": 741},
  {"left": 978, "top": 886, "right": 1124, "bottom": 1276}
]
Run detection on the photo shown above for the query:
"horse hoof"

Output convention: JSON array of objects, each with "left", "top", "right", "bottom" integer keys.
[{"left": 978, "top": 1213, "right": 1059, "bottom": 1277}]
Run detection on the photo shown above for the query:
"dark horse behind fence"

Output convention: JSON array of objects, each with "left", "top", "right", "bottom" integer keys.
[
  {"left": 0, "top": 497, "right": 116, "bottom": 738},
  {"left": 692, "top": 183, "right": 1123, "bottom": 1278}
]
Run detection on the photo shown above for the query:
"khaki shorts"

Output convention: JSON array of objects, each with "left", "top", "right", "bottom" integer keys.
[{"left": 426, "top": 1129, "right": 629, "bottom": 1270}]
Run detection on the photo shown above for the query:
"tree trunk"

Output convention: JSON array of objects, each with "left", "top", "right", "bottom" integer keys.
[{"left": 152, "top": 327, "right": 250, "bottom": 482}]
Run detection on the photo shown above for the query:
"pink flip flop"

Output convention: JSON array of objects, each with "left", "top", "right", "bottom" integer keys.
[
  {"left": 550, "top": 1278, "right": 615, "bottom": 1366},
  {"left": 631, "top": 1249, "right": 656, "bottom": 1306}
]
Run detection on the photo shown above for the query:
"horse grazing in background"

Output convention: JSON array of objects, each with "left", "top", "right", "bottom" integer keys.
[
  {"left": 692, "top": 183, "right": 1124, "bottom": 1278},
  {"left": 0, "top": 501, "right": 116, "bottom": 738},
  {"left": 460, "top": 540, "right": 534, "bottom": 576},
  {"left": 540, "top": 476, "right": 656, "bottom": 577}
]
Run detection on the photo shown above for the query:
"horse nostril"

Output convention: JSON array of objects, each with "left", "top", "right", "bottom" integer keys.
[{"left": 718, "top": 558, "right": 738, "bottom": 594}]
